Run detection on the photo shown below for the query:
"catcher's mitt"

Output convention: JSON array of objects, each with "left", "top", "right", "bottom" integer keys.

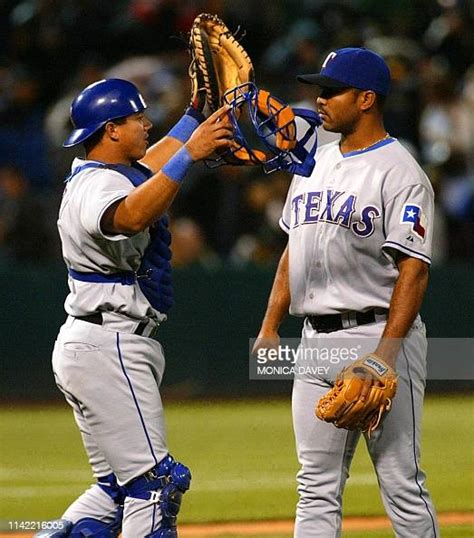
[
  {"left": 189, "top": 13, "right": 254, "bottom": 112},
  {"left": 188, "top": 52, "right": 206, "bottom": 113},
  {"left": 316, "top": 354, "right": 398, "bottom": 437}
]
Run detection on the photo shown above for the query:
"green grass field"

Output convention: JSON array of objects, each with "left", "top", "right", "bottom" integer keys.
[{"left": 1, "top": 394, "right": 473, "bottom": 536}]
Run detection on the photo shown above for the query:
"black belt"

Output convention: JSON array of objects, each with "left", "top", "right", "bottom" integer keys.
[
  {"left": 307, "top": 308, "right": 388, "bottom": 334},
  {"left": 75, "top": 313, "right": 153, "bottom": 337}
]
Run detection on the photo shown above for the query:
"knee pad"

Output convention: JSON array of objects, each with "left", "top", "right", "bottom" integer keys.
[
  {"left": 125, "top": 455, "right": 191, "bottom": 501},
  {"left": 168, "top": 462, "right": 191, "bottom": 493},
  {"left": 154, "top": 460, "right": 191, "bottom": 536},
  {"left": 126, "top": 455, "right": 191, "bottom": 538}
]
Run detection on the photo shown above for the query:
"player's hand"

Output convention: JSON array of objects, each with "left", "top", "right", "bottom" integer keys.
[
  {"left": 350, "top": 368, "right": 376, "bottom": 403},
  {"left": 185, "top": 105, "right": 233, "bottom": 161},
  {"left": 251, "top": 329, "right": 280, "bottom": 356},
  {"left": 316, "top": 354, "right": 398, "bottom": 436}
]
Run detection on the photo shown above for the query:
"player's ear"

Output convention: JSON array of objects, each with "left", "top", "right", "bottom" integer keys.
[
  {"left": 105, "top": 121, "right": 120, "bottom": 142},
  {"left": 359, "top": 90, "right": 377, "bottom": 111}
]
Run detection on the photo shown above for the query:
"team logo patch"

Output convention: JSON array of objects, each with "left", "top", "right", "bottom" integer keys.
[{"left": 401, "top": 204, "right": 426, "bottom": 240}]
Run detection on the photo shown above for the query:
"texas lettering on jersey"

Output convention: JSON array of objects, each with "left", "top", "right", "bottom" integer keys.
[{"left": 290, "top": 189, "right": 381, "bottom": 238}]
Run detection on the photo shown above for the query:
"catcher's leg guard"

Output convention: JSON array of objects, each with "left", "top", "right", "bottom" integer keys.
[
  {"left": 125, "top": 454, "right": 191, "bottom": 538},
  {"left": 68, "top": 514, "right": 122, "bottom": 537},
  {"left": 35, "top": 474, "right": 124, "bottom": 538},
  {"left": 69, "top": 473, "right": 124, "bottom": 537},
  {"left": 97, "top": 472, "right": 127, "bottom": 506},
  {"left": 35, "top": 513, "right": 122, "bottom": 538}
]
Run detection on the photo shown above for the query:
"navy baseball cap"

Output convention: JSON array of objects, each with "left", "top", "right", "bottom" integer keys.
[{"left": 297, "top": 47, "right": 391, "bottom": 96}]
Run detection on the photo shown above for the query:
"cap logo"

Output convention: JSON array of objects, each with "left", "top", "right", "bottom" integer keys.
[{"left": 322, "top": 52, "right": 337, "bottom": 69}]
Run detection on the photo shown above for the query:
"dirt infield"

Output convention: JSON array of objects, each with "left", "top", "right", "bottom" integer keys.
[
  {"left": 1, "top": 512, "right": 473, "bottom": 536},
  {"left": 178, "top": 512, "right": 474, "bottom": 535}
]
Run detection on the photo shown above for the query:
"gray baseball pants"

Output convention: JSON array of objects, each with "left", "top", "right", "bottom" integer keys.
[
  {"left": 52, "top": 316, "right": 169, "bottom": 537},
  {"left": 292, "top": 317, "right": 439, "bottom": 537}
]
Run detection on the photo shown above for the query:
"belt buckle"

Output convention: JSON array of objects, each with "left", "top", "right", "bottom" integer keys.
[{"left": 341, "top": 311, "right": 357, "bottom": 330}]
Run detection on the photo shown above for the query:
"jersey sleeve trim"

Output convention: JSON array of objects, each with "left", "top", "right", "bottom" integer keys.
[
  {"left": 97, "top": 193, "right": 131, "bottom": 241},
  {"left": 382, "top": 240, "right": 432, "bottom": 265},
  {"left": 279, "top": 217, "right": 290, "bottom": 234}
]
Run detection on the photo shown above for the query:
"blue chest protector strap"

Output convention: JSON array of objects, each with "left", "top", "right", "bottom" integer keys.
[{"left": 66, "top": 161, "right": 174, "bottom": 313}]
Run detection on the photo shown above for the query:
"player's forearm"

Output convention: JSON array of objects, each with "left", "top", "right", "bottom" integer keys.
[
  {"left": 259, "top": 245, "right": 291, "bottom": 333},
  {"left": 103, "top": 107, "right": 233, "bottom": 235},
  {"left": 375, "top": 256, "right": 429, "bottom": 367},
  {"left": 140, "top": 136, "right": 183, "bottom": 173},
  {"left": 141, "top": 108, "right": 206, "bottom": 173}
]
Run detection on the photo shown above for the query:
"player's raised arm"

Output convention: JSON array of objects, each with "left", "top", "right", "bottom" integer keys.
[{"left": 101, "top": 105, "right": 232, "bottom": 235}]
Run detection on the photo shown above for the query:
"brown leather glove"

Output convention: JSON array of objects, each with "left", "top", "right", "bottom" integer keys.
[
  {"left": 316, "top": 354, "right": 398, "bottom": 437},
  {"left": 189, "top": 13, "right": 254, "bottom": 113}
]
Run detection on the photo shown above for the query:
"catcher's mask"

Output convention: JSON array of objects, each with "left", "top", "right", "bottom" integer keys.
[{"left": 208, "top": 82, "right": 321, "bottom": 177}]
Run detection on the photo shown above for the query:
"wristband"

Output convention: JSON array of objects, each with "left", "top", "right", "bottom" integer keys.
[
  {"left": 162, "top": 147, "right": 194, "bottom": 184},
  {"left": 184, "top": 106, "right": 205, "bottom": 124},
  {"left": 166, "top": 107, "right": 205, "bottom": 143}
]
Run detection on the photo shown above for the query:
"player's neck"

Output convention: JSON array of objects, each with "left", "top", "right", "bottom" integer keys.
[
  {"left": 339, "top": 122, "right": 388, "bottom": 154},
  {"left": 86, "top": 147, "right": 132, "bottom": 167}
]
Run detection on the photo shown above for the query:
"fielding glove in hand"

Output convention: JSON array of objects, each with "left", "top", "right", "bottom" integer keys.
[{"left": 316, "top": 353, "right": 398, "bottom": 437}]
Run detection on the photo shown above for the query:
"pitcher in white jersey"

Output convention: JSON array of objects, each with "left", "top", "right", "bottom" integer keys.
[
  {"left": 36, "top": 78, "right": 232, "bottom": 538},
  {"left": 254, "top": 48, "right": 439, "bottom": 537}
]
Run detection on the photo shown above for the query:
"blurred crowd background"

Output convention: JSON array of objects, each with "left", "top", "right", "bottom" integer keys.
[{"left": 0, "top": 0, "right": 473, "bottom": 268}]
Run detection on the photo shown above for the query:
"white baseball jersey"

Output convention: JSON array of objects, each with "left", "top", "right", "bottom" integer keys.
[
  {"left": 58, "top": 158, "right": 156, "bottom": 320},
  {"left": 53, "top": 156, "right": 175, "bottom": 536},
  {"left": 287, "top": 138, "right": 439, "bottom": 536},
  {"left": 280, "top": 138, "right": 434, "bottom": 316}
]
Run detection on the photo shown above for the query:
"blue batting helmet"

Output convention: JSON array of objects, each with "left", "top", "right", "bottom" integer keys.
[{"left": 63, "top": 78, "right": 147, "bottom": 147}]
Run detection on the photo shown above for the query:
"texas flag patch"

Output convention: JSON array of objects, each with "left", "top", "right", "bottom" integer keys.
[{"left": 401, "top": 204, "right": 426, "bottom": 240}]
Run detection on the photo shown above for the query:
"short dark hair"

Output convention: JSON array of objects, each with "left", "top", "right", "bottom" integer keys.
[
  {"left": 83, "top": 116, "right": 128, "bottom": 153},
  {"left": 353, "top": 89, "right": 386, "bottom": 113}
]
